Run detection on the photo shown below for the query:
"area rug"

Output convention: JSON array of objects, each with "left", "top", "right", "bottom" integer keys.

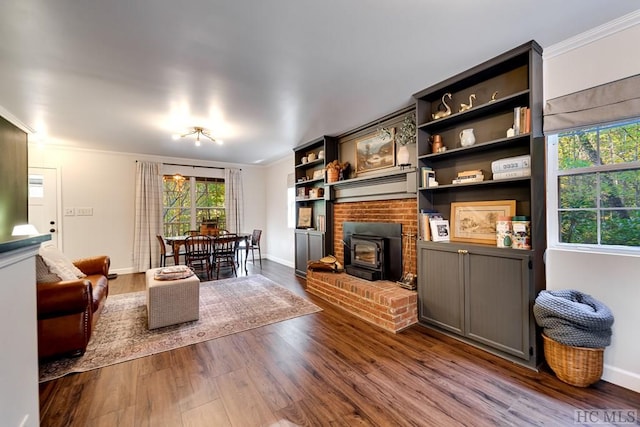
[{"left": 39, "top": 274, "right": 321, "bottom": 382}]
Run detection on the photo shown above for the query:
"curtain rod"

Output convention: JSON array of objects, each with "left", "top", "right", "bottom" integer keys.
[{"left": 135, "top": 160, "right": 240, "bottom": 171}]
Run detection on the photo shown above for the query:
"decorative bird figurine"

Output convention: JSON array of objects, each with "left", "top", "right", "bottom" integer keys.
[
  {"left": 432, "top": 93, "right": 452, "bottom": 120},
  {"left": 489, "top": 91, "right": 499, "bottom": 102},
  {"left": 459, "top": 94, "right": 476, "bottom": 112}
]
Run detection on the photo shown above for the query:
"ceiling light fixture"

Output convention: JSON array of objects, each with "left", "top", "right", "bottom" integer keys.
[{"left": 172, "top": 127, "right": 223, "bottom": 147}]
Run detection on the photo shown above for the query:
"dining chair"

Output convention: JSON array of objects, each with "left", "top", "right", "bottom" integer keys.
[
  {"left": 184, "top": 235, "right": 213, "bottom": 280},
  {"left": 212, "top": 234, "right": 237, "bottom": 279},
  {"left": 247, "top": 229, "right": 262, "bottom": 268},
  {"left": 157, "top": 235, "right": 184, "bottom": 267}
]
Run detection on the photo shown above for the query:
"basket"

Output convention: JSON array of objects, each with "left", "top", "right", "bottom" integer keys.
[
  {"left": 542, "top": 334, "right": 604, "bottom": 387},
  {"left": 327, "top": 168, "right": 339, "bottom": 183}
]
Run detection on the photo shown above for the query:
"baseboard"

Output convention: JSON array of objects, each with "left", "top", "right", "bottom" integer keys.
[
  {"left": 265, "top": 254, "right": 294, "bottom": 268},
  {"left": 109, "top": 267, "right": 137, "bottom": 275},
  {"left": 603, "top": 364, "right": 640, "bottom": 393}
]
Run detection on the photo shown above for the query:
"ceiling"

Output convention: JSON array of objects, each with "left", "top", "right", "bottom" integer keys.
[{"left": 1, "top": 2, "right": 638, "bottom": 166}]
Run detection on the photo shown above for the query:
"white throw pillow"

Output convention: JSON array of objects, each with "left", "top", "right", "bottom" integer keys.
[{"left": 39, "top": 242, "right": 87, "bottom": 281}]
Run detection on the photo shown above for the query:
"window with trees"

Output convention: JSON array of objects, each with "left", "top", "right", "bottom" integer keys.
[
  {"left": 163, "top": 175, "right": 225, "bottom": 236},
  {"left": 549, "top": 119, "right": 640, "bottom": 250}
]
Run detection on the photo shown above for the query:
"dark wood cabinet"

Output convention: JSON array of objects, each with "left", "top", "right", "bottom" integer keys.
[
  {"left": 294, "top": 229, "right": 325, "bottom": 277},
  {"left": 293, "top": 136, "right": 337, "bottom": 277},
  {"left": 414, "top": 41, "right": 545, "bottom": 369},
  {"left": 418, "top": 242, "right": 533, "bottom": 362}
]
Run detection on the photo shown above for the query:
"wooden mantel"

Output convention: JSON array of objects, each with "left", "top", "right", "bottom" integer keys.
[{"left": 326, "top": 167, "right": 417, "bottom": 203}]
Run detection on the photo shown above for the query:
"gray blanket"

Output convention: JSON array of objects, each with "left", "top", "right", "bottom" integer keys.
[{"left": 533, "top": 290, "right": 614, "bottom": 348}]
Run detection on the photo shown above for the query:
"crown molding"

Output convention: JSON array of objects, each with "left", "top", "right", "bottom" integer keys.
[
  {"left": 0, "top": 105, "right": 34, "bottom": 134},
  {"left": 544, "top": 10, "right": 640, "bottom": 59}
]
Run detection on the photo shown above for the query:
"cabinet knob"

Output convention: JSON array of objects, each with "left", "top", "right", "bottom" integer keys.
[{"left": 457, "top": 249, "right": 468, "bottom": 254}]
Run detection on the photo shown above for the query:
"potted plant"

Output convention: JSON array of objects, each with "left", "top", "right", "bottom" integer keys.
[
  {"left": 326, "top": 160, "right": 350, "bottom": 182},
  {"left": 395, "top": 114, "right": 416, "bottom": 165}
]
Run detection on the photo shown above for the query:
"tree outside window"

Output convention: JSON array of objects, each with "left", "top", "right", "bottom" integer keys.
[
  {"left": 554, "top": 119, "right": 640, "bottom": 248},
  {"left": 163, "top": 175, "right": 225, "bottom": 236}
]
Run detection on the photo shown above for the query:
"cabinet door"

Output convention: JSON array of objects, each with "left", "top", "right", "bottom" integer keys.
[
  {"left": 417, "top": 244, "right": 464, "bottom": 334},
  {"left": 308, "top": 232, "right": 324, "bottom": 262},
  {"left": 294, "top": 231, "right": 309, "bottom": 276},
  {"left": 464, "top": 249, "right": 531, "bottom": 359}
]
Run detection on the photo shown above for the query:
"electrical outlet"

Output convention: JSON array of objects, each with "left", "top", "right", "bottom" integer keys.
[
  {"left": 64, "top": 208, "right": 75, "bottom": 216},
  {"left": 77, "top": 207, "right": 93, "bottom": 216}
]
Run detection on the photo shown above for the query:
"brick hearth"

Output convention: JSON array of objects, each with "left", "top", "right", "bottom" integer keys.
[{"left": 306, "top": 270, "right": 417, "bottom": 333}]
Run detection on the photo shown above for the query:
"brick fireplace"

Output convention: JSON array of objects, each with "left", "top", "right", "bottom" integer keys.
[
  {"left": 306, "top": 197, "right": 419, "bottom": 332},
  {"left": 333, "top": 199, "right": 417, "bottom": 276}
]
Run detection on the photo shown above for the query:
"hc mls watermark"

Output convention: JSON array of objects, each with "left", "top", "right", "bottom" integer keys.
[{"left": 574, "top": 409, "right": 637, "bottom": 424}]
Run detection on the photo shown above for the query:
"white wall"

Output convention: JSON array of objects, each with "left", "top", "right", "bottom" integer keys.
[
  {"left": 264, "top": 154, "right": 295, "bottom": 267},
  {"left": 28, "top": 144, "right": 268, "bottom": 273},
  {"left": 543, "top": 16, "right": 640, "bottom": 392}
]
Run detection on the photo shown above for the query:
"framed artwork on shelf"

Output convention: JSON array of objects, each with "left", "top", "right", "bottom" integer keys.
[
  {"left": 297, "top": 207, "right": 312, "bottom": 229},
  {"left": 430, "top": 219, "right": 451, "bottom": 242},
  {"left": 450, "top": 200, "right": 516, "bottom": 244},
  {"left": 355, "top": 128, "right": 395, "bottom": 174}
]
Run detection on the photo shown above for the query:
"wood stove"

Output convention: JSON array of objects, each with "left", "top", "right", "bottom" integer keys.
[
  {"left": 343, "top": 222, "right": 402, "bottom": 282},
  {"left": 348, "top": 234, "right": 386, "bottom": 281}
]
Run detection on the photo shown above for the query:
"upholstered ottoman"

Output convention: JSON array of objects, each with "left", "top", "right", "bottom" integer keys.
[{"left": 145, "top": 267, "right": 200, "bottom": 329}]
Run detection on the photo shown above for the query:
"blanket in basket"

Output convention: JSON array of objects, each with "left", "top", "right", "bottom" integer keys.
[{"left": 533, "top": 290, "right": 614, "bottom": 348}]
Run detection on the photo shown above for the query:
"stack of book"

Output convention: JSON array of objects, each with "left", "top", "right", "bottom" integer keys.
[
  {"left": 452, "top": 169, "right": 484, "bottom": 185},
  {"left": 491, "top": 154, "right": 531, "bottom": 180},
  {"left": 513, "top": 106, "right": 531, "bottom": 135}
]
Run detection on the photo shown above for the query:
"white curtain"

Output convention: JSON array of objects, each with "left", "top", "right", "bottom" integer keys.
[
  {"left": 224, "top": 168, "right": 244, "bottom": 234},
  {"left": 133, "top": 161, "right": 163, "bottom": 271}
]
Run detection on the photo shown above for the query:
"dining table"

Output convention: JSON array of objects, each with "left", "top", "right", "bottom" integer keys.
[{"left": 165, "top": 233, "right": 252, "bottom": 273}]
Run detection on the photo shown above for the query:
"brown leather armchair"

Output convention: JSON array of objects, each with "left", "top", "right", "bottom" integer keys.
[{"left": 37, "top": 255, "right": 110, "bottom": 360}]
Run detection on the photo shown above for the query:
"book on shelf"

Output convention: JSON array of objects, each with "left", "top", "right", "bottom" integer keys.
[
  {"left": 421, "top": 167, "right": 435, "bottom": 188},
  {"left": 419, "top": 211, "right": 443, "bottom": 241},
  {"left": 513, "top": 106, "right": 530, "bottom": 135},
  {"left": 491, "top": 154, "right": 531, "bottom": 173},
  {"left": 456, "top": 169, "right": 483, "bottom": 178},
  {"left": 493, "top": 168, "right": 531, "bottom": 180},
  {"left": 452, "top": 174, "right": 484, "bottom": 184}
]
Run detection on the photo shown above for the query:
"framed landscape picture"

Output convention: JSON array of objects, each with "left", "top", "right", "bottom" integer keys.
[
  {"left": 450, "top": 200, "right": 516, "bottom": 244},
  {"left": 355, "top": 128, "right": 395, "bottom": 174}
]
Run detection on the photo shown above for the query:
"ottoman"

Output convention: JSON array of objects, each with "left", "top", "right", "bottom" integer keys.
[{"left": 145, "top": 267, "right": 200, "bottom": 329}]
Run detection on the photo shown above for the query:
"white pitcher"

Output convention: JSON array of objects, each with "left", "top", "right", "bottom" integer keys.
[{"left": 459, "top": 128, "right": 476, "bottom": 147}]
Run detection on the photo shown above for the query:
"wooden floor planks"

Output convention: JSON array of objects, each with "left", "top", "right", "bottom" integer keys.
[{"left": 39, "top": 260, "right": 639, "bottom": 426}]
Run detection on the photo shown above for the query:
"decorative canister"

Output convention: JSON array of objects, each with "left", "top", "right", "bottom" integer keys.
[
  {"left": 496, "top": 216, "right": 513, "bottom": 248},
  {"left": 511, "top": 216, "right": 531, "bottom": 249},
  {"left": 307, "top": 152, "right": 317, "bottom": 161}
]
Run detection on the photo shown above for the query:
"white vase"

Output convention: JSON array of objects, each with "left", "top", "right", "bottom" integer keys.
[
  {"left": 397, "top": 145, "right": 410, "bottom": 165},
  {"left": 459, "top": 128, "right": 476, "bottom": 147}
]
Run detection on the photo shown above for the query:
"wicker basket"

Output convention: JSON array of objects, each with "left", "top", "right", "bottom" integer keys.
[
  {"left": 542, "top": 334, "right": 604, "bottom": 387},
  {"left": 327, "top": 168, "right": 339, "bottom": 183}
]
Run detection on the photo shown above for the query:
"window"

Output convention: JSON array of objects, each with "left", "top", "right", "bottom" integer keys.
[
  {"left": 549, "top": 119, "right": 640, "bottom": 250},
  {"left": 163, "top": 175, "right": 225, "bottom": 236}
]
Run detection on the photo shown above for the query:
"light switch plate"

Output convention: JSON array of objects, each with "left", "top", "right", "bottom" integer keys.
[
  {"left": 77, "top": 207, "right": 93, "bottom": 216},
  {"left": 64, "top": 208, "right": 75, "bottom": 216}
]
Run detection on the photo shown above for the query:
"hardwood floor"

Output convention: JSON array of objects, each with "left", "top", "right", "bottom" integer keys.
[{"left": 39, "top": 260, "right": 639, "bottom": 426}]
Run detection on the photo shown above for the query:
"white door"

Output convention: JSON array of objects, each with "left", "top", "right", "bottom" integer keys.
[{"left": 28, "top": 167, "right": 60, "bottom": 247}]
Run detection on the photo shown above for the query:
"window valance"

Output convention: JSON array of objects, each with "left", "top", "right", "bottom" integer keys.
[{"left": 544, "top": 74, "right": 640, "bottom": 134}]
